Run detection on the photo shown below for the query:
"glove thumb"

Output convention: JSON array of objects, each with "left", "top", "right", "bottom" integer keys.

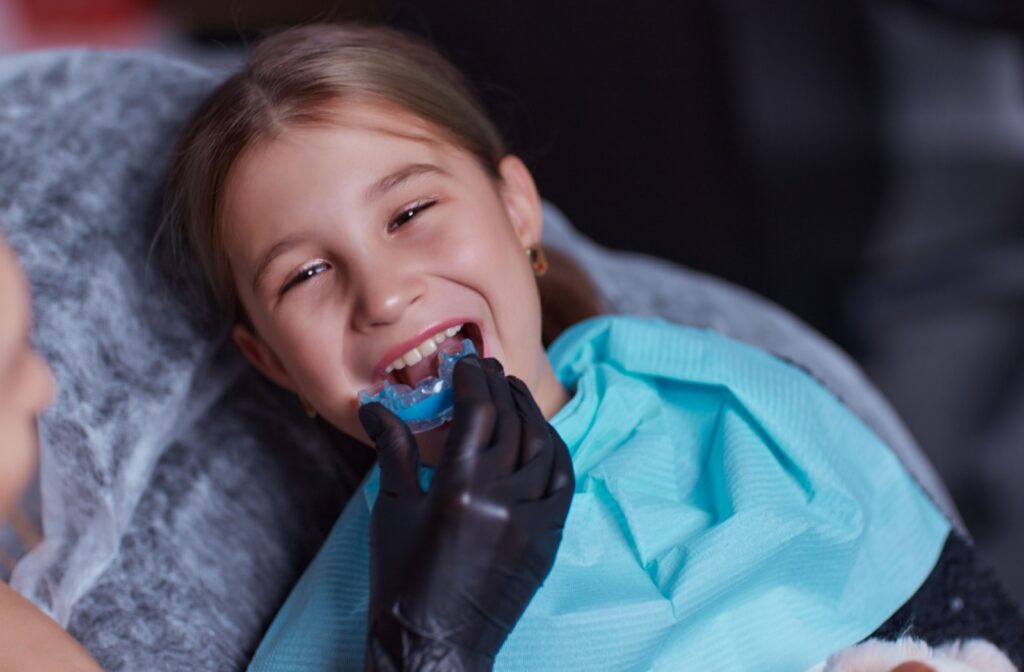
[{"left": 359, "top": 402, "right": 422, "bottom": 496}]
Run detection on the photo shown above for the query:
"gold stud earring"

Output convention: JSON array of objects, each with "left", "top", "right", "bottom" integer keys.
[
  {"left": 526, "top": 246, "right": 548, "bottom": 277},
  {"left": 299, "top": 395, "right": 318, "bottom": 419}
]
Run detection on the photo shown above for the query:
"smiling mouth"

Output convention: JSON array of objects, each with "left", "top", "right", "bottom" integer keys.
[{"left": 384, "top": 322, "right": 483, "bottom": 387}]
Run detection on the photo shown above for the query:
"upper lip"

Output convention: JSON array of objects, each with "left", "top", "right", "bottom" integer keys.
[{"left": 372, "top": 318, "right": 479, "bottom": 381}]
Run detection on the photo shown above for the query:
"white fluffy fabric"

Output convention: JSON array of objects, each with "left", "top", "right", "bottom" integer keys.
[{"left": 811, "top": 637, "right": 1018, "bottom": 672}]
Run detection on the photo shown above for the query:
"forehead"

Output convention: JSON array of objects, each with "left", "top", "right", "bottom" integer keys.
[
  {"left": 223, "top": 102, "right": 459, "bottom": 226},
  {"left": 220, "top": 102, "right": 476, "bottom": 259},
  {"left": 239, "top": 101, "right": 459, "bottom": 185}
]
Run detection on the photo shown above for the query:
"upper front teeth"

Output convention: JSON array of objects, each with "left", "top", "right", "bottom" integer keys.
[{"left": 386, "top": 324, "right": 463, "bottom": 373}]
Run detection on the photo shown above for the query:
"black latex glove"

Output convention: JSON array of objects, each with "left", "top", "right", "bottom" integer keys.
[{"left": 358, "top": 356, "right": 574, "bottom": 672}]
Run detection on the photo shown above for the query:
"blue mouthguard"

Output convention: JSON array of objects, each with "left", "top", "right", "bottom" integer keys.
[{"left": 358, "top": 338, "right": 477, "bottom": 433}]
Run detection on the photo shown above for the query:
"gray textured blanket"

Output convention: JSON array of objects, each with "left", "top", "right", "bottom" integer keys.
[{"left": 0, "top": 49, "right": 958, "bottom": 671}]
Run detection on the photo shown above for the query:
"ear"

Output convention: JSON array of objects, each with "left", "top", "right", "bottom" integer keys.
[
  {"left": 232, "top": 323, "right": 298, "bottom": 392},
  {"left": 497, "top": 155, "right": 543, "bottom": 249}
]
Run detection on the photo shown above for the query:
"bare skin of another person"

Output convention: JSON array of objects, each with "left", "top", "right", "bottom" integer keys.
[{"left": 0, "top": 235, "right": 102, "bottom": 671}]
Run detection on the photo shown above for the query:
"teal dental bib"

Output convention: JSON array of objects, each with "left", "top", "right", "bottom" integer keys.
[{"left": 249, "top": 316, "right": 949, "bottom": 672}]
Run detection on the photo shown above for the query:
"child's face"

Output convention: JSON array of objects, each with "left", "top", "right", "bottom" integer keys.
[
  {"left": 222, "top": 101, "right": 564, "bottom": 457},
  {"left": 0, "top": 237, "right": 55, "bottom": 518}
]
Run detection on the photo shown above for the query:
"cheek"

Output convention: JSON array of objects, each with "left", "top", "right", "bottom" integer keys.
[
  {"left": 0, "top": 356, "right": 50, "bottom": 512},
  {"left": 443, "top": 216, "right": 531, "bottom": 292},
  {"left": 268, "top": 306, "right": 371, "bottom": 432},
  {"left": 451, "top": 236, "right": 542, "bottom": 370},
  {"left": 0, "top": 410, "right": 39, "bottom": 518},
  {"left": 272, "top": 303, "right": 349, "bottom": 385},
  {"left": 27, "top": 354, "right": 56, "bottom": 410}
]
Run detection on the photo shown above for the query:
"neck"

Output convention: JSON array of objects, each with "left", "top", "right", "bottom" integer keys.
[{"left": 533, "top": 357, "right": 570, "bottom": 422}]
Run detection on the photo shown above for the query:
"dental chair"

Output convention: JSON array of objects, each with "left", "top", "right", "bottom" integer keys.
[{"left": 0, "top": 49, "right": 962, "bottom": 671}]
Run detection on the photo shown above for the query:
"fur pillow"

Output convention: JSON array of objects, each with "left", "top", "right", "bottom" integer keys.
[{"left": 811, "top": 637, "right": 1018, "bottom": 672}]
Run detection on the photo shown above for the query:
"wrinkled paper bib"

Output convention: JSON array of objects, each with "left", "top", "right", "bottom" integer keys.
[{"left": 249, "top": 316, "right": 949, "bottom": 672}]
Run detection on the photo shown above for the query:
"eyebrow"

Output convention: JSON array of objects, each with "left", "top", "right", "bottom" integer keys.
[
  {"left": 365, "top": 163, "right": 449, "bottom": 202},
  {"left": 250, "top": 233, "right": 313, "bottom": 294}
]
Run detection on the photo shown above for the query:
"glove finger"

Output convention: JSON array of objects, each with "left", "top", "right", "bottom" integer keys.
[
  {"left": 443, "top": 355, "right": 496, "bottom": 465},
  {"left": 481, "top": 358, "right": 521, "bottom": 478},
  {"left": 524, "top": 443, "right": 574, "bottom": 550},
  {"left": 544, "top": 425, "right": 575, "bottom": 501},
  {"left": 359, "top": 402, "right": 422, "bottom": 496},
  {"left": 508, "top": 377, "right": 555, "bottom": 499},
  {"left": 503, "top": 377, "right": 573, "bottom": 499},
  {"left": 507, "top": 377, "right": 550, "bottom": 462}
]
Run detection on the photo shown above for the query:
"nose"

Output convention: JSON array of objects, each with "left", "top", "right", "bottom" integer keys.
[{"left": 349, "top": 257, "right": 426, "bottom": 331}]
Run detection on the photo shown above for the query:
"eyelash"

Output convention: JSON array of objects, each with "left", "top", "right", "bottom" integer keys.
[
  {"left": 280, "top": 261, "right": 329, "bottom": 295},
  {"left": 388, "top": 199, "right": 438, "bottom": 233},
  {"left": 279, "top": 199, "right": 439, "bottom": 295}
]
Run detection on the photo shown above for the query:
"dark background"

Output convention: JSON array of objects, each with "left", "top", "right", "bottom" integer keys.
[{"left": 381, "top": 0, "right": 1024, "bottom": 604}]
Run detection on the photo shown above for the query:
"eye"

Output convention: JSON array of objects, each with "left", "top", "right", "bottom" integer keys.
[
  {"left": 388, "top": 199, "right": 438, "bottom": 233},
  {"left": 280, "top": 261, "right": 330, "bottom": 295}
]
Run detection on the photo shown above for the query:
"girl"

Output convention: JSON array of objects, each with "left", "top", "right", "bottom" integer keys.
[
  {"left": 0, "top": 233, "right": 103, "bottom": 671},
  {"left": 162, "top": 23, "right": 1020, "bottom": 671}
]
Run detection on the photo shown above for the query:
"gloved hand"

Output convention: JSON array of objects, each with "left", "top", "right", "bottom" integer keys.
[{"left": 358, "top": 355, "right": 574, "bottom": 672}]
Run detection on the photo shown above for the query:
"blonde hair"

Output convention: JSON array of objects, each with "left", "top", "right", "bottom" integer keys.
[{"left": 162, "top": 23, "right": 505, "bottom": 325}]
